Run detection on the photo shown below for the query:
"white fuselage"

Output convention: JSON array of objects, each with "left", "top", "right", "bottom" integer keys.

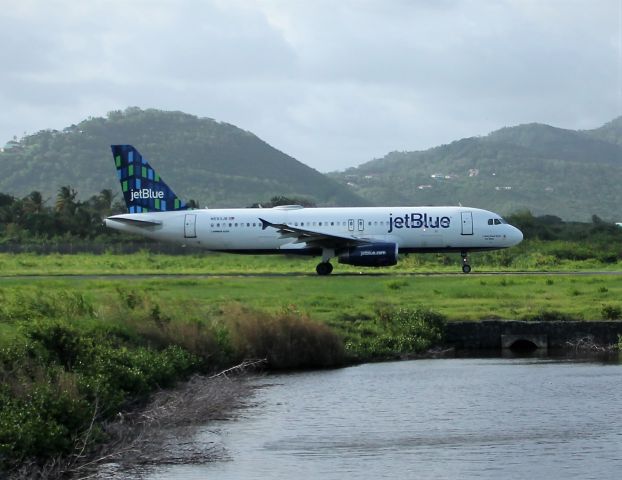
[{"left": 105, "top": 205, "right": 523, "bottom": 254}]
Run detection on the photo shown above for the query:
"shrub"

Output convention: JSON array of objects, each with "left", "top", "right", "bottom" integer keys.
[
  {"left": 602, "top": 304, "right": 622, "bottom": 320},
  {"left": 346, "top": 307, "right": 446, "bottom": 360},
  {"left": 0, "top": 320, "right": 199, "bottom": 472}
]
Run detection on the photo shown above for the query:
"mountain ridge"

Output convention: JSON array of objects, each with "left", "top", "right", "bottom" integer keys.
[
  {"left": 330, "top": 118, "right": 622, "bottom": 221},
  {"left": 2, "top": 109, "right": 621, "bottom": 220},
  {"left": 0, "top": 107, "right": 368, "bottom": 208}
]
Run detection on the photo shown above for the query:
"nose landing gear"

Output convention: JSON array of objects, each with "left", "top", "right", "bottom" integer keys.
[{"left": 461, "top": 251, "right": 471, "bottom": 274}]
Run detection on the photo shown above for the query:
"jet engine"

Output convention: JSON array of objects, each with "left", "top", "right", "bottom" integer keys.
[{"left": 337, "top": 242, "right": 398, "bottom": 267}]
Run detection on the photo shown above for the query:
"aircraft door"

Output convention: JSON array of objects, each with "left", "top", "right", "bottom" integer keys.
[
  {"left": 184, "top": 214, "right": 197, "bottom": 238},
  {"left": 461, "top": 212, "right": 473, "bottom": 235},
  {"left": 357, "top": 219, "right": 364, "bottom": 231}
]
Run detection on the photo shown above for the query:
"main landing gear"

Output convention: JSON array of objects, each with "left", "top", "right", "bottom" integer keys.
[
  {"left": 461, "top": 251, "right": 471, "bottom": 274},
  {"left": 316, "top": 262, "right": 333, "bottom": 276},
  {"left": 316, "top": 248, "right": 335, "bottom": 276}
]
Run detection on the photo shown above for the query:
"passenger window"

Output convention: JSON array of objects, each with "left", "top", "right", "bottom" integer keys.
[
  {"left": 247, "top": 223, "right": 250, "bottom": 227},
  {"left": 319, "top": 222, "right": 322, "bottom": 226},
  {"left": 253, "top": 223, "right": 256, "bottom": 227},
  {"left": 229, "top": 223, "right": 232, "bottom": 227},
  {"left": 331, "top": 222, "right": 334, "bottom": 226}
]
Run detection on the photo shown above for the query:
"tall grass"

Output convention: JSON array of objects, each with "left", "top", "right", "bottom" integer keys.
[{"left": 224, "top": 304, "right": 345, "bottom": 369}]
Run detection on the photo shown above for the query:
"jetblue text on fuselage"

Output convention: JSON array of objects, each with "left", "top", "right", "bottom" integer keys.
[
  {"left": 130, "top": 189, "right": 164, "bottom": 202},
  {"left": 388, "top": 212, "right": 451, "bottom": 233}
]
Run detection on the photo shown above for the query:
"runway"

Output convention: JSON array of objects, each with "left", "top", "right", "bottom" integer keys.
[{"left": 2, "top": 270, "right": 622, "bottom": 281}]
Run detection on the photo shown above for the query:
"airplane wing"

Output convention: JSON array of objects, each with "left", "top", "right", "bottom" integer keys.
[{"left": 259, "top": 218, "right": 371, "bottom": 249}]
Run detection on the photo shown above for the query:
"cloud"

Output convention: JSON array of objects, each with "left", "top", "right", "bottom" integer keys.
[{"left": 0, "top": 0, "right": 620, "bottom": 171}]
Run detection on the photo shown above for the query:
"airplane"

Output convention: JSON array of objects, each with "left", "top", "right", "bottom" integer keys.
[{"left": 104, "top": 145, "right": 523, "bottom": 275}]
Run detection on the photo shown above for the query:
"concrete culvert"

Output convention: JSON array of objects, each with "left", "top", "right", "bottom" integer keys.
[{"left": 509, "top": 339, "right": 539, "bottom": 353}]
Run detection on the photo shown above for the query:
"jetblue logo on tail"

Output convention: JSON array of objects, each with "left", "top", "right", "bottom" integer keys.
[
  {"left": 130, "top": 189, "right": 165, "bottom": 201},
  {"left": 111, "top": 145, "right": 187, "bottom": 213}
]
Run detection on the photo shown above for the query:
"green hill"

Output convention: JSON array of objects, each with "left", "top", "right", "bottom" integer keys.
[
  {"left": 0, "top": 108, "right": 367, "bottom": 208},
  {"left": 330, "top": 119, "right": 622, "bottom": 221}
]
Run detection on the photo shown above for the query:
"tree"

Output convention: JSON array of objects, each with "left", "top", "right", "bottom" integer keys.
[
  {"left": 23, "top": 191, "right": 45, "bottom": 214},
  {"left": 55, "top": 186, "right": 77, "bottom": 215}
]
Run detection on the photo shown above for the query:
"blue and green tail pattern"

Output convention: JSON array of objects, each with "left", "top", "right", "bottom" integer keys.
[{"left": 111, "top": 145, "right": 187, "bottom": 213}]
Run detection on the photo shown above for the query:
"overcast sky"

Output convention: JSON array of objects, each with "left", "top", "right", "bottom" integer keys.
[{"left": 1, "top": 0, "right": 621, "bottom": 171}]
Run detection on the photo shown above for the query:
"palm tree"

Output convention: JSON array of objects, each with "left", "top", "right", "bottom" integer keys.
[
  {"left": 96, "top": 188, "right": 116, "bottom": 215},
  {"left": 55, "top": 186, "right": 77, "bottom": 214},
  {"left": 23, "top": 191, "right": 45, "bottom": 214}
]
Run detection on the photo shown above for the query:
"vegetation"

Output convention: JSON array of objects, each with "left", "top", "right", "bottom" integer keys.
[
  {"left": 0, "top": 107, "right": 366, "bottom": 208},
  {"left": 0, "top": 187, "right": 122, "bottom": 246},
  {"left": 0, "top": 286, "right": 351, "bottom": 473},
  {"left": 330, "top": 118, "right": 622, "bottom": 221},
  {"left": 1, "top": 263, "right": 622, "bottom": 472}
]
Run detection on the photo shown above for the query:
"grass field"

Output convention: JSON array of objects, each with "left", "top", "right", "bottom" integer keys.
[{"left": 2, "top": 269, "right": 621, "bottom": 326}]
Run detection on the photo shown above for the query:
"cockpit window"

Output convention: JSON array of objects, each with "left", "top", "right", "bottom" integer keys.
[
  {"left": 494, "top": 219, "right": 501, "bottom": 225},
  {"left": 488, "top": 219, "right": 494, "bottom": 225}
]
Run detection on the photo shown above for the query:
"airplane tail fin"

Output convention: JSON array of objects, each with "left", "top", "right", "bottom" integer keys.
[{"left": 111, "top": 145, "right": 188, "bottom": 213}]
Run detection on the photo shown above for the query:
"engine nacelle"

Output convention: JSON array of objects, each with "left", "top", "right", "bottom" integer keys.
[{"left": 338, "top": 242, "right": 398, "bottom": 267}]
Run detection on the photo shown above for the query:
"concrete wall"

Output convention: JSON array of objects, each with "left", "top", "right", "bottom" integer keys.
[{"left": 444, "top": 321, "right": 622, "bottom": 350}]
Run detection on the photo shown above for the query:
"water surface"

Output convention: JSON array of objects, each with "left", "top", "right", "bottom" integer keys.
[{"left": 142, "top": 358, "right": 622, "bottom": 479}]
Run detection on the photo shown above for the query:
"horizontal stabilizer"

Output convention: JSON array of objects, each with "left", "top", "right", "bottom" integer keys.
[{"left": 105, "top": 216, "right": 162, "bottom": 227}]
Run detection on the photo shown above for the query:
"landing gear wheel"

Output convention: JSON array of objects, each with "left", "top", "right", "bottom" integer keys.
[
  {"left": 316, "top": 262, "right": 333, "bottom": 276},
  {"left": 460, "top": 251, "right": 471, "bottom": 274}
]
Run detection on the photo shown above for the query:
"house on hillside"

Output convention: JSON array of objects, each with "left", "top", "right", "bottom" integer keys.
[{"left": 1, "top": 140, "right": 21, "bottom": 152}]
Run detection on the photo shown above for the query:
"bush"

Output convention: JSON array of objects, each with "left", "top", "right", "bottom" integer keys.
[
  {"left": 602, "top": 305, "right": 622, "bottom": 320},
  {"left": 0, "top": 320, "right": 199, "bottom": 472},
  {"left": 345, "top": 307, "right": 446, "bottom": 360}
]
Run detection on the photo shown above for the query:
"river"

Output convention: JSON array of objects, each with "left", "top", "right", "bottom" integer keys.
[{"left": 121, "top": 357, "right": 622, "bottom": 479}]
